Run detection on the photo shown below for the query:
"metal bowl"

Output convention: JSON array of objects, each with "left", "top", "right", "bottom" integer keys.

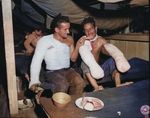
[{"left": 52, "top": 92, "right": 71, "bottom": 108}]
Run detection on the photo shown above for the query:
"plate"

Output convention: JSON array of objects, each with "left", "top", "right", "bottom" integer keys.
[
  {"left": 75, "top": 97, "right": 104, "bottom": 111},
  {"left": 18, "top": 99, "right": 34, "bottom": 110}
]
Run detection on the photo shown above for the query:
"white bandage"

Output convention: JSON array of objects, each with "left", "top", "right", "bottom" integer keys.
[
  {"left": 104, "top": 43, "right": 130, "bottom": 73},
  {"left": 79, "top": 40, "right": 104, "bottom": 79}
]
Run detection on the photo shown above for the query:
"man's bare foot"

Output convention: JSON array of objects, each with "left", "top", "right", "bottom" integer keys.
[
  {"left": 116, "top": 81, "right": 134, "bottom": 87},
  {"left": 93, "top": 85, "right": 104, "bottom": 92}
]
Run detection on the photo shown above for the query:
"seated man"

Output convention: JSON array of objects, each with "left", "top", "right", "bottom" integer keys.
[
  {"left": 24, "top": 28, "right": 43, "bottom": 55},
  {"left": 79, "top": 17, "right": 133, "bottom": 92},
  {"left": 29, "top": 15, "right": 86, "bottom": 104}
]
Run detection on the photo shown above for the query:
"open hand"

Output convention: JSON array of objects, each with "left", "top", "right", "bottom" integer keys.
[
  {"left": 76, "top": 36, "right": 90, "bottom": 48},
  {"left": 93, "top": 85, "right": 104, "bottom": 92}
]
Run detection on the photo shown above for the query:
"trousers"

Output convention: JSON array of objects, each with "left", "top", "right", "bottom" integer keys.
[
  {"left": 81, "top": 57, "right": 149, "bottom": 81},
  {"left": 41, "top": 68, "right": 86, "bottom": 95}
]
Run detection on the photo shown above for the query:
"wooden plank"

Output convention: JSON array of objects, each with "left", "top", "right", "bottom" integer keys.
[
  {"left": 126, "top": 41, "right": 138, "bottom": 60},
  {"left": 2, "top": 0, "right": 18, "bottom": 115},
  {"left": 109, "top": 40, "right": 117, "bottom": 45},
  {"left": 116, "top": 40, "right": 127, "bottom": 58},
  {"left": 105, "top": 33, "right": 149, "bottom": 42},
  {"left": 137, "top": 42, "right": 149, "bottom": 61},
  {"left": 108, "top": 39, "right": 149, "bottom": 61}
]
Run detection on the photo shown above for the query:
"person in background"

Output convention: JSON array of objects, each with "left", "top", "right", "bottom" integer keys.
[
  {"left": 80, "top": 17, "right": 133, "bottom": 92},
  {"left": 24, "top": 28, "right": 43, "bottom": 55},
  {"left": 29, "top": 14, "right": 86, "bottom": 104}
]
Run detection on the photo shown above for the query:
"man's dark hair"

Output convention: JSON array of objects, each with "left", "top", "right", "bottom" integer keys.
[
  {"left": 50, "top": 14, "right": 70, "bottom": 33},
  {"left": 81, "top": 17, "right": 96, "bottom": 29}
]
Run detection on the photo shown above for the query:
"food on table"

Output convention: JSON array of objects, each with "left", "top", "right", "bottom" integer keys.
[
  {"left": 80, "top": 97, "right": 104, "bottom": 111},
  {"left": 84, "top": 101, "right": 94, "bottom": 111}
]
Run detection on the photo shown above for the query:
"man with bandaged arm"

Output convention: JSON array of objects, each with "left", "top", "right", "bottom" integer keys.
[
  {"left": 79, "top": 17, "right": 133, "bottom": 92},
  {"left": 29, "top": 15, "right": 86, "bottom": 104}
]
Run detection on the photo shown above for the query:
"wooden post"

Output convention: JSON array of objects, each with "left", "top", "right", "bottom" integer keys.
[{"left": 2, "top": 0, "right": 18, "bottom": 115}]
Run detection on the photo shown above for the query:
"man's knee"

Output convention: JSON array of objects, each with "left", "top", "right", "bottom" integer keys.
[
  {"left": 69, "top": 75, "right": 86, "bottom": 95},
  {"left": 53, "top": 80, "right": 69, "bottom": 93},
  {"left": 72, "top": 75, "right": 86, "bottom": 87}
]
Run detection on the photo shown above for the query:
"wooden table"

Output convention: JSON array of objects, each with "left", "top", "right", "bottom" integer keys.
[
  {"left": 40, "top": 94, "right": 87, "bottom": 118},
  {"left": 40, "top": 79, "right": 149, "bottom": 118}
]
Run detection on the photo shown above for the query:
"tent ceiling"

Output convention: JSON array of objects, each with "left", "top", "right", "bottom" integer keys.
[
  {"left": 12, "top": 0, "right": 149, "bottom": 31},
  {"left": 75, "top": 0, "right": 149, "bottom": 6}
]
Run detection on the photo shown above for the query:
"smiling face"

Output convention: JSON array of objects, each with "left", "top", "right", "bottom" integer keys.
[
  {"left": 56, "top": 23, "right": 70, "bottom": 39},
  {"left": 83, "top": 23, "right": 97, "bottom": 40}
]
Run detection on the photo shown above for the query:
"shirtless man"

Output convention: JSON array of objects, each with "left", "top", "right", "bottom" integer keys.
[
  {"left": 24, "top": 29, "right": 43, "bottom": 55},
  {"left": 29, "top": 15, "right": 86, "bottom": 103},
  {"left": 80, "top": 17, "right": 133, "bottom": 92}
]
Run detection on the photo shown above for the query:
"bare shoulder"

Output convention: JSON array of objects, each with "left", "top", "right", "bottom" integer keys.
[
  {"left": 66, "top": 35, "right": 74, "bottom": 44},
  {"left": 27, "top": 33, "right": 35, "bottom": 40},
  {"left": 67, "top": 35, "right": 73, "bottom": 41},
  {"left": 97, "top": 36, "right": 108, "bottom": 45}
]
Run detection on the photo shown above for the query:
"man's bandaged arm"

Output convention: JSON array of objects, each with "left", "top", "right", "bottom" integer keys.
[
  {"left": 104, "top": 43, "right": 130, "bottom": 73},
  {"left": 79, "top": 40, "right": 104, "bottom": 79},
  {"left": 100, "top": 45, "right": 110, "bottom": 56},
  {"left": 29, "top": 38, "right": 49, "bottom": 88}
]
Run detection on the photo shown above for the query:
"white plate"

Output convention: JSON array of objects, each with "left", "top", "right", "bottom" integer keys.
[
  {"left": 18, "top": 99, "right": 34, "bottom": 110},
  {"left": 75, "top": 97, "right": 104, "bottom": 111}
]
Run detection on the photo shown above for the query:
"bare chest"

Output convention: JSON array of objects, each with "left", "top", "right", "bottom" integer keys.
[
  {"left": 31, "top": 36, "right": 42, "bottom": 47},
  {"left": 90, "top": 40, "right": 102, "bottom": 52},
  {"left": 60, "top": 39, "right": 71, "bottom": 47}
]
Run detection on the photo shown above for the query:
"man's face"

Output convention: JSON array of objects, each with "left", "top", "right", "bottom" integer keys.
[
  {"left": 57, "top": 23, "right": 70, "bottom": 39},
  {"left": 35, "top": 29, "right": 42, "bottom": 36},
  {"left": 83, "top": 23, "right": 97, "bottom": 40}
]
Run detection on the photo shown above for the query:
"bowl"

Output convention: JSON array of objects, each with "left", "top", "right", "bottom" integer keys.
[{"left": 52, "top": 92, "right": 71, "bottom": 108}]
